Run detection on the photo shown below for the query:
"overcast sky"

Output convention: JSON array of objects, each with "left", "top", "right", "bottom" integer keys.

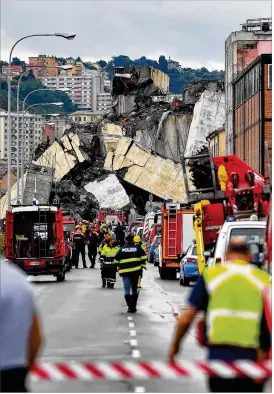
[{"left": 1, "top": 0, "right": 271, "bottom": 71}]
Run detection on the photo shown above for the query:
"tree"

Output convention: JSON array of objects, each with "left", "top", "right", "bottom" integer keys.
[
  {"left": 158, "top": 55, "right": 168, "bottom": 72},
  {"left": 75, "top": 56, "right": 82, "bottom": 62},
  {"left": 98, "top": 60, "right": 107, "bottom": 68}
]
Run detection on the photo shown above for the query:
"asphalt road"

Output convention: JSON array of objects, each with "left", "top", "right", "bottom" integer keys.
[{"left": 23, "top": 256, "right": 207, "bottom": 393}]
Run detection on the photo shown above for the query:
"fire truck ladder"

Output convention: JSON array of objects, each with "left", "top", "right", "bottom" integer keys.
[
  {"left": 38, "top": 207, "right": 49, "bottom": 258},
  {"left": 167, "top": 204, "right": 178, "bottom": 257}
]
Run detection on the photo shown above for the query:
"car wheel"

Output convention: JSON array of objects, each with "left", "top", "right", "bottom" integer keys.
[{"left": 184, "top": 278, "right": 190, "bottom": 286}]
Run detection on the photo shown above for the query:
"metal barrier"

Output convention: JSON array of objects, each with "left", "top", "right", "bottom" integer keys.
[{"left": 30, "top": 360, "right": 272, "bottom": 381}]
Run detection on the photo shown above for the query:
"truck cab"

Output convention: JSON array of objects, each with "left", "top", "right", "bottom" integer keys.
[{"left": 5, "top": 205, "right": 66, "bottom": 282}]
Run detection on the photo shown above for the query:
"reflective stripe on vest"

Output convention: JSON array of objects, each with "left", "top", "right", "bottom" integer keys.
[{"left": 204, "top": 262, "right": 270, "bottom": 348}]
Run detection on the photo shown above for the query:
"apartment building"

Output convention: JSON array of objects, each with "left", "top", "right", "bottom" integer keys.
[
  {"left": 167, "top": 57, "right": 182, "bottom": 72},
  {"left": 233, "top": 54, "right": 272, "bottom": 176},
  {"left": 2, "top": 65, "right": 23, "bottom": 79},
  {"left": 97, "top": 93, "right": 112, "bottom": 112},
  {"left": 0, "top": 110, "right": 44, "bottom": 167},
  {"left": 68, "top": 111, "right": 104, "bottom": 125},
  {"left": 41, "top": 71, "right": 110, "bottom": 111},
  {"left": 28, "top": 55, "right": 59, "bottom": 78},
  {"left": 225, "top": 18, "right": 272, "bottom": 154}
]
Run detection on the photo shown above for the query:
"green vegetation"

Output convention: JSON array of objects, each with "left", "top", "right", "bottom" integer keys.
[
  {"left": 0, "top": 75, "right": 76, "bottom": 114},
  {"left": 105, "top": 55, "right": 224, "bottom": 94}
]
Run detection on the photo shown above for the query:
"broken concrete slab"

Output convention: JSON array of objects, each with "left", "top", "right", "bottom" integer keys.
[
  {"left": 84, "top": 174, "right": 130, "bottom": 210},
  {"left": 184, "top": 90, "right": 225, "bottom": 157},
  {"left": 104, "top": 137, "right": 187, "bottom": 203},
  {"left": 22, "top": 165, "right": 53, "bottom": 205}
]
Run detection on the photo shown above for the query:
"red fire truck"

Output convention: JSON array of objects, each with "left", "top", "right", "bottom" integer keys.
[
  {"left": 181, "top": 153, "right": 271, "bottom": 274},
  {"left": 97, "top": 210, "right": 126, "bottom": 225},
  {"left": 158, "top": 201, "right": 194, "bottom": 279},
  {"left": 5, "top": 205, "right": 66, "bottom": 282}
]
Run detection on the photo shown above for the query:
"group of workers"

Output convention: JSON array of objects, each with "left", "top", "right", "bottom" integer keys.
[
  {"left": 1, "top": 229, "right": 271, "bottom": 392},
  {"left": 71, "top": 221, "right": 147, "bottom": 313}
]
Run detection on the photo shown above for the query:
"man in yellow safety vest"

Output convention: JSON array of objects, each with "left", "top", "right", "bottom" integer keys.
[{"left": 168, "top": 238, "right": 271, "bottom": 393}]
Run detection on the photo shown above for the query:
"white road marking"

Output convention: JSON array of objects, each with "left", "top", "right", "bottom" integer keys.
[
  {"left": 130, "top": 339, "right": 138, "bottom": 347},
  {"left": 129, "top": 322, "right": 135, "bottom": 328},
  {"left": 128, "top": 316, "right": 133, "bottom": 321},
  {"left": 132, "top": 349, "right": 141, "bottom": 358},
  {"left": 130, "top": 330, "right": 137, "bottom": 337},
  {"left": 135, "top": 386, "right": 146, "bottom": 393}
]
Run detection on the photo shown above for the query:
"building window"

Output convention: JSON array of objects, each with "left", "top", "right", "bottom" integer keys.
[{"left": 268, "top": 64, "right": 272, "bottom": 89}]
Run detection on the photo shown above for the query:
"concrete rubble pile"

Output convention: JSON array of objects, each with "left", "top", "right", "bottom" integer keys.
[{"left": 0, "top": 69, "right": 226, "bottom": 220}]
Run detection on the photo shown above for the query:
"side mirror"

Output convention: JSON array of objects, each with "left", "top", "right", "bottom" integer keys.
[{"left": 181, "top": 252, "right": 186, "bottom": 258}]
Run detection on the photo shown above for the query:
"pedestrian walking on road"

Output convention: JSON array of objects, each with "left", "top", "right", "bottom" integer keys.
[
  {"left": 114, "top": 234, "right": 147, "bottom": 313},
  {"left": 73, "top": 226, "right": 87, "bottom": 268},
  {"left": 168, "top": 239, "right": 271, "bottom": 393},
  {"left": 0, "top": 261, "right": 43, "bottom": 392},
  {"left": 87, "top": 228, "right": 99, "bottom": 268}
]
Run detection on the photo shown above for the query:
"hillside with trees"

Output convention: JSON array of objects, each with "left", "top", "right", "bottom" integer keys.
[{"left": 103, "top": 55, "right": 224, "bottom": 94}]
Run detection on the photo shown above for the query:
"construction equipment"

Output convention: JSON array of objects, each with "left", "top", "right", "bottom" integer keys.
[
  {"left": 159, "top": 201, "right": 194, "bottom": 279},
  {"left": 182, "top": 152, "right": 271, "bottom": 274}
]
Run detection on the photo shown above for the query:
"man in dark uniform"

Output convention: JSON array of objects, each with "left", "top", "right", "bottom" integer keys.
[
  {"left": 73, "top": 226, "right": 87, "bottom": 268},
  {"left": 87, "top": 228, "right": 99, "bottom": 268},
  {"left": 114, "top": 234, "right": 147, "bottom": 313}
]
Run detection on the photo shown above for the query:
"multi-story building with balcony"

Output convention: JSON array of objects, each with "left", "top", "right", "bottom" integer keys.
[
  {"left": 40, "top": 70, "right": 109, "bottom": 111},
  {"left": 0, "top": 110, "right": 44, "bottom": 167},
  {"left": 28, "top": 55, "right": 59, "bottom": 78},
  {"left": 225, "top": 18, "right": 272, "bottom": 154}
]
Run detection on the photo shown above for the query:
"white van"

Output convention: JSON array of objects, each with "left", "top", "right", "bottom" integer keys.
[{"left": 209, "top": 221, "right": 266, "bottom": 265}]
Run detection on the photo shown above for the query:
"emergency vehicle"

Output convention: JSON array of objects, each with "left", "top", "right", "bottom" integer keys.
[
  {"left": 158, "top": 201, "right": 194, "bottom": 279},
  {"left": 5, "top": 204, "right": 66, "bottom": 282},
  {"left": 97, "top": 210, "right": 126, "bottom": 225},
  {"left": 181, "top": 152, "right": 271, "bottom": 274}
]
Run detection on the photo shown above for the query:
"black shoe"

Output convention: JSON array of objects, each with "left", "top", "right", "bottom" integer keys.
[
  {"left": 125, "top": 295, "right": 132, "bottom": 311},
  {"left": 131, "top": 295, "right": 138, "bottom": 313}
]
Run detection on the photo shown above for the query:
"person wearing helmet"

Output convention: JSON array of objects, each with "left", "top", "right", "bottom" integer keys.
[
  {"left": 100, "top": 236, "right": 119, "bottom": 288},
  {"left": 134, "top": 235, "right": 147, "bottom": 289}
]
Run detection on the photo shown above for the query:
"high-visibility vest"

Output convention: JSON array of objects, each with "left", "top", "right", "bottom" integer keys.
[
  {"left": 203, "top": 260, "right": 270, "bottom": 348},
  {"left": 263, "top": 286, "right": 272, "bottom": 332},
  {"left": 101, "top": 245, "right": 119, "bottom": 262}
]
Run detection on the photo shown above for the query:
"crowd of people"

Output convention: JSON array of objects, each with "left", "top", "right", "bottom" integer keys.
[{"left": 70, "top": 220, "right": 147, "bottom": 313}]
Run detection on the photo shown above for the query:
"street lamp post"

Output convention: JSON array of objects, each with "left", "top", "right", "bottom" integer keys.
[
  {"left": 7, "top": 32, "right": 76, "bottom": 210},
  {"left": 16, "top": 65, "right": 73, "bottom": 202},
  {"left": 20, "top": 102, "right": 63, "bottom": 204}
]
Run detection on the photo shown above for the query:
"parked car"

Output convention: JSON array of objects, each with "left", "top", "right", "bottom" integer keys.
[
  {"left": 206, "top": 221, "right": 266, "bottom": 266},
  {"left": 180, "top": 242, "right": 199, "bottom": 286},
  {"left": 149, "top": 235, "right": 161, "bottom": 264}
]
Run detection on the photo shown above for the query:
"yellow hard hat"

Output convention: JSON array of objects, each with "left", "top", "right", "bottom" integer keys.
[{"left": 134, "top": 235, "right": 141, "bottom": 243}]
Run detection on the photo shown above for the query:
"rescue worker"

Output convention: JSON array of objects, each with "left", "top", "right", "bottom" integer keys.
[
  {"left": 114, "top": 234, "right": 147, "bottom": 313},
  {"left": 168, "top": 239, "right": 271, "bottom": 393},
  {"left": 87, "top": 227, "right": 99, "bottom": 268},
  {"left": 0, "top": 261, "right": 43, "bottom": 392},
  {"left": 134, "top": 235, "right": 147, "bottom": 289},
  {"left": 73, "top": 226, "right": 87, "bottom": 268},
  {"left": 101, "top": 236, "right": 119, "bottom": 288},
  {"left": 115, "top": 223, "right": 125, "bottom": 246}
]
